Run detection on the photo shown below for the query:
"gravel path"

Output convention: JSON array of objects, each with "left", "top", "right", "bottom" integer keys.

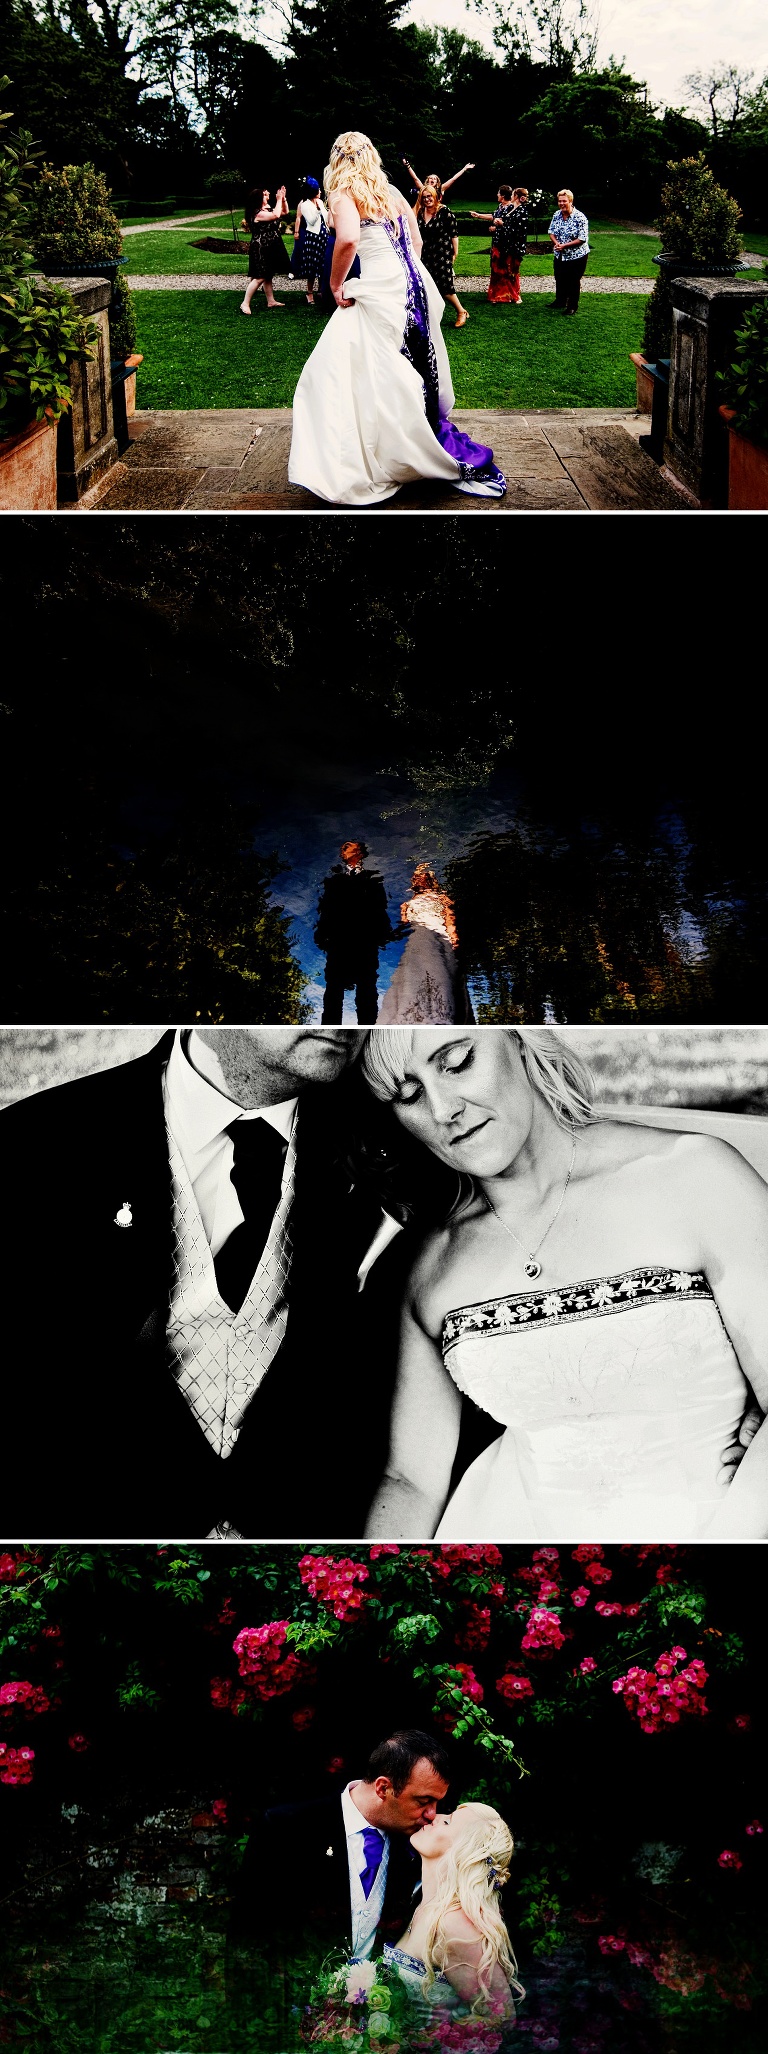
[
  {"left": 121, "top": 210, "right": 225, "bottom": 236},
  {"left": 127, "top": 271, "right": 656, "bottom": 293}
]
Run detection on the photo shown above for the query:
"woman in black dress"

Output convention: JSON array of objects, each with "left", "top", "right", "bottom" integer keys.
[
  {"left": 239, "top": 185, "right": 290, "bottom": 313},
  {"left": 416, "top": 181, "right": 469, "bottom": 329}
]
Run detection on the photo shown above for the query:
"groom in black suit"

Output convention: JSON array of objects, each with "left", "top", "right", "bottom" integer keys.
[
  {"left": 0, "top": 1028, "right": 415, "bottom": 1541},
  {"left": 246, "top": 1729, "right": 450, "bottom": 1952}
]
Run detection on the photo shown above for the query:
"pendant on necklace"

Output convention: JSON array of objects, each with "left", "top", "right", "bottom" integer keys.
[{"left": 523, "top": 1258, "right": 542, "bottom": 1281}]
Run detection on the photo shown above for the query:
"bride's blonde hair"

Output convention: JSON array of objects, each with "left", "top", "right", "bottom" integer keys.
[
  {"left": 362, "top": 1027, "right": 595, "bottom": 1130},
  {"left": 422, "top": 1803, "right": 523, "bottom": 2002},
  {"left": 324, "top": 131, "right": 401, "bottom": 225}
]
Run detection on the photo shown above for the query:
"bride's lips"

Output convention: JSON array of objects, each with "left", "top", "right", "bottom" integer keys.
[{"left": 449, "top": 1119, "right": 491, "bottom": 1148}]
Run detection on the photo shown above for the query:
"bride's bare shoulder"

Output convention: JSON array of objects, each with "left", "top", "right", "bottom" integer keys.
[
  {"left": 437, "top": 1906, "right": 483, "bottom": 1945},
  {"left": 592, "top": 1116, "right": 767, "bottom": 1196}
]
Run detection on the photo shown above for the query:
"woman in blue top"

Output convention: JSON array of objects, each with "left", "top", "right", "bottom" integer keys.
[{"left": 547, "top": 188, "right": 590, "bottom": 314}]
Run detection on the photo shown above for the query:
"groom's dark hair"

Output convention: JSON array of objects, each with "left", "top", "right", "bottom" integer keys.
[{"left": 364, "top": 1728, "right": 450, "bottom": 1794}]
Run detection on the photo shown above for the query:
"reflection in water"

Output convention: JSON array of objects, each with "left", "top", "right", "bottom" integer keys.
[
  {"left": 314, "top": 840, "right": 395, "bottom": 1025},
  {"left": 379, "top": 863, "right": 474, "bottom": 1024}
]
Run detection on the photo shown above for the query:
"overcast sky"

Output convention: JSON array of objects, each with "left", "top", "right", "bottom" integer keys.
[{"left": 403, "top": 0, "right": 766, "bottom": 110}]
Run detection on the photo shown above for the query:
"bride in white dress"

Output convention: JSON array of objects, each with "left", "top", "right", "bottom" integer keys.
[
  {"left": 288, "top": 131, "right": 507, "bottom": 506},
  {"left": 385, "top": 1802, "right": 521, "bottom": 2032},
  {"left": 362, "top": 1028, "right": 768, "bottom": 1541},
  {"left": 378, "top": 865, "right": 474, "bottom": 1025}
]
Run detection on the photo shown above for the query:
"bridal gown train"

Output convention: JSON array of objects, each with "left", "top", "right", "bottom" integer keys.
[
  {"left": 288, "top": 215, "right": 506, "bottom": 506},
  {"left": 436, "top": 1265, "right": 749, "bottom": 1541},
  {"left": 378, "top": 890, "right": 474, "bottom": 1024}
]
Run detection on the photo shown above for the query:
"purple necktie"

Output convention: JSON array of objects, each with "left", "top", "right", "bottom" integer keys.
[{"left": 360, "top": 1827, "right": 384, "bottom": 1899}]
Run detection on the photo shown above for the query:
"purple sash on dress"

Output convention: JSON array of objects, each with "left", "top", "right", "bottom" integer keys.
[{"left": 383, "top": 219, "right": 501, "bottom": 484}]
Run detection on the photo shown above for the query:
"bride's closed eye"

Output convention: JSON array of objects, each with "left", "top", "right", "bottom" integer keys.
[{"left": 394, "top": 1045, "right": 475, "bottom": 1108}]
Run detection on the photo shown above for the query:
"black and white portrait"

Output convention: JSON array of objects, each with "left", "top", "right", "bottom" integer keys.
[{"left": 2, "top": 1025, "right": 767, "bottom": 1543}]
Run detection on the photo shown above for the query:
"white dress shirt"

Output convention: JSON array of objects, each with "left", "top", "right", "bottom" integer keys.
[
  {"left": 163, "top": 1030, "right": 297, "bottom": 1253},
  {"left": 342, "top": 1782, "right": 390, "bottom": 1959}
]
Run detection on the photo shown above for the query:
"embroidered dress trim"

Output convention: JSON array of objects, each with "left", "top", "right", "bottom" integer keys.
[
  {"left": 383, "top": 1945, "right": 450, "bottom": 1985},
  {"left": 442, "top": 1266, "right": 713, "bottom": 1355}
]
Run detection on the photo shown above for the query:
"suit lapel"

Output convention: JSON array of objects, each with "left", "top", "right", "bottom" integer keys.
[{"left": 93, "top": 1032, "right": 176, "bottom": 1337}]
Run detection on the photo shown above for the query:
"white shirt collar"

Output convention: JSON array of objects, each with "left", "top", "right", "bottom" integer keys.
[
  {"left": 165, "top": 1030, "right": 297, "bottom": 1157},
  {"left": 341, "top": 1782, "right": 387, "bottom": 1839}
]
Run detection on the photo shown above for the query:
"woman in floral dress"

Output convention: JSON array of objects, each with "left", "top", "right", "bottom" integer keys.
[{"left": 416, "top": 182, "right": 469, "bottom": 328}]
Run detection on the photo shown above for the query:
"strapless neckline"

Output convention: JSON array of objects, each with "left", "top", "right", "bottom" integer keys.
[
  {"left": 436, "top": 1263, "right": 747, "bottom": 1541},
  {"left": 443, "top": 1264, "right": 715, "bottom": 1353}
]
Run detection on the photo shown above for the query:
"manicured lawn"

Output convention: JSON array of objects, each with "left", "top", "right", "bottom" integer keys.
[
  {"left": 133, "top": 288, "right": 647, "bottom": 410},
  {"left": 741, "top": 228, "right": 768, "bottom": 254},
  {"left": 456, "top": 231, "right": 657, "bottom": 276},
  {"left": 121, "top": 213, "right": 272, "bottom": 273},
  {"left": 124, "top": 218, "right": 657, "bottom": 278}
]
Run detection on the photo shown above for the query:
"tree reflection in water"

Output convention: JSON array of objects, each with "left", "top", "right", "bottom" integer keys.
[{"left": 447, "top": 804, "right": 768, "bottom": 1025}]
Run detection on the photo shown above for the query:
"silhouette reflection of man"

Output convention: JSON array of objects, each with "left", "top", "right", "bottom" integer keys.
[{"left": 315, "top": 840, "right": 394, "bottom": 1025}]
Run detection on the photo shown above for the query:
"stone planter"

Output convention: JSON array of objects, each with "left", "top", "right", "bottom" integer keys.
[
  {"left": 0, "top": 416, "right": 58, "bottom": 510},
  {"left": 629, "top": 352, "right": 655, "bottom": 413},
  {"left": 719, "top": 405, "right": 768, "bottom": 509},
  {"left": 124, "top": 352, "right": 144, "bottom": 418}
]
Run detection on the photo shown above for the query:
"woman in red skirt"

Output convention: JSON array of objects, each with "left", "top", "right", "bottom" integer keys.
[{"left": 472, "top": 185, "right": 528, "bottom": 304}]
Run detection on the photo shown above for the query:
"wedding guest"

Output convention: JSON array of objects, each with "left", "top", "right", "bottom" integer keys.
[
  {"left": 416, "top": 182, "right": 469, "bottom": 329},
  {"left": 402, "top": 158, "right": 476, "bottom": 206},
  {"left": 547, "top": 188, "right": 590, "bottom": 314},
  {"left": 289, "top": 176, "right": 329, "bottom": 305},
  {"left": 239, "top": 184, "right": 290, "bottom": 313},
  {"left": 472, "top": 186, "right": 528, "bottom": 304}
]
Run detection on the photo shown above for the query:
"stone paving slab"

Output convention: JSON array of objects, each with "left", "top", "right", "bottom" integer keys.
[
  {"left": 81, "top": 406, "right": 696, "bottom": 513},
  {"left": 543, "top": 420, "right": 689, "bottom": 510}
]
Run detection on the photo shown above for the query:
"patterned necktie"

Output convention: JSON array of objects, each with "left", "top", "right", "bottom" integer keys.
[
  {"left": 213, "top": 1118, "right": 287, "bottom": 1315},
  {"left": 360, "top": 1827, "right": 385, "bottom": 1900}
]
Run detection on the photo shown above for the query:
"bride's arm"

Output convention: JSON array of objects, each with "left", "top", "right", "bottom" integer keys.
[
  {"left": 364, "top": 1292, "right": 462, "bottom": 1537},
  {"left": 329, "top": 190, "right": 361, "bottom": 305},
  {"left": 687, "top": 1136, "right": 768, "bottom": 1535}
]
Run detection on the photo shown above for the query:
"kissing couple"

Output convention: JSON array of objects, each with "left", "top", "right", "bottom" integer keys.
[
  {"left": 3, "top": 1026, "right": 767, "bottom": 1541},
  {"left": 247, "top": 1727, "right": 522, "bottom": 2040}
]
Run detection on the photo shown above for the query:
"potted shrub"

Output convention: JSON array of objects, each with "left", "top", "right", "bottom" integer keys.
[
  {"left": 631, "top": 155, "right": 743, "bottom": 418},
  {"left": 26, "top": 161, "right": 142, "bottom": 418},
  {"left": 718, "top": 285, "right": 768, "bottom": 507},
  {"left": 0, "top": 80, "right": 95, "bottom": 509}
]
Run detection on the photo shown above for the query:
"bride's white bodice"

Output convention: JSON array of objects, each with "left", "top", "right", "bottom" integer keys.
[
  {"left": 382, "top": 1944, "right": 463, "bottom": 2015},
  {"left": 438, "top": 1266, "right": 747, "bottom": 1540},
  {"left": 402, "top": 891, "right": 453, "bottom": 938}
]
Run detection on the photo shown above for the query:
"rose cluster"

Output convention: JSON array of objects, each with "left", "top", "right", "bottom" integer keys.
[
  {"left": 0, "top": 1680, "right": 51, "bottom": 1720},
  {"left": 612, "top": 1647, "right": 708, "bottom": 1733},
  {"left": 496, "top": 1666, "right": 535, "bottom": 1707},
  {"left": 521, "top": 1608, "right": 567, "bottom": 1655},
  {"left": 0, "top": 1742, "right": 35, "bottom": 1786},
  {"left": 456, "top": 1604, "right": 492, "bottom": 1654},
  {"left": 231, "top": 1622, "right": 315, "bottom": 1702},
  {"left": 298, "top": 1554, "right": 370, "bottom": 1622}
]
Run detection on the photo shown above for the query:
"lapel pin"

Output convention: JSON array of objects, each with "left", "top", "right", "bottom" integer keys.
[
  {"left": 114, "top": 1201, "right": 133, "bottom": 1229},
  {"left": 326, "top": 1846, "right": 334, "bottom": 1857}
]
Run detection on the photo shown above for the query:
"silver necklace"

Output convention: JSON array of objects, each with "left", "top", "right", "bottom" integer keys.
[{"left": 485, "top": 1133, "right": 576, "bottom": 1281}]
